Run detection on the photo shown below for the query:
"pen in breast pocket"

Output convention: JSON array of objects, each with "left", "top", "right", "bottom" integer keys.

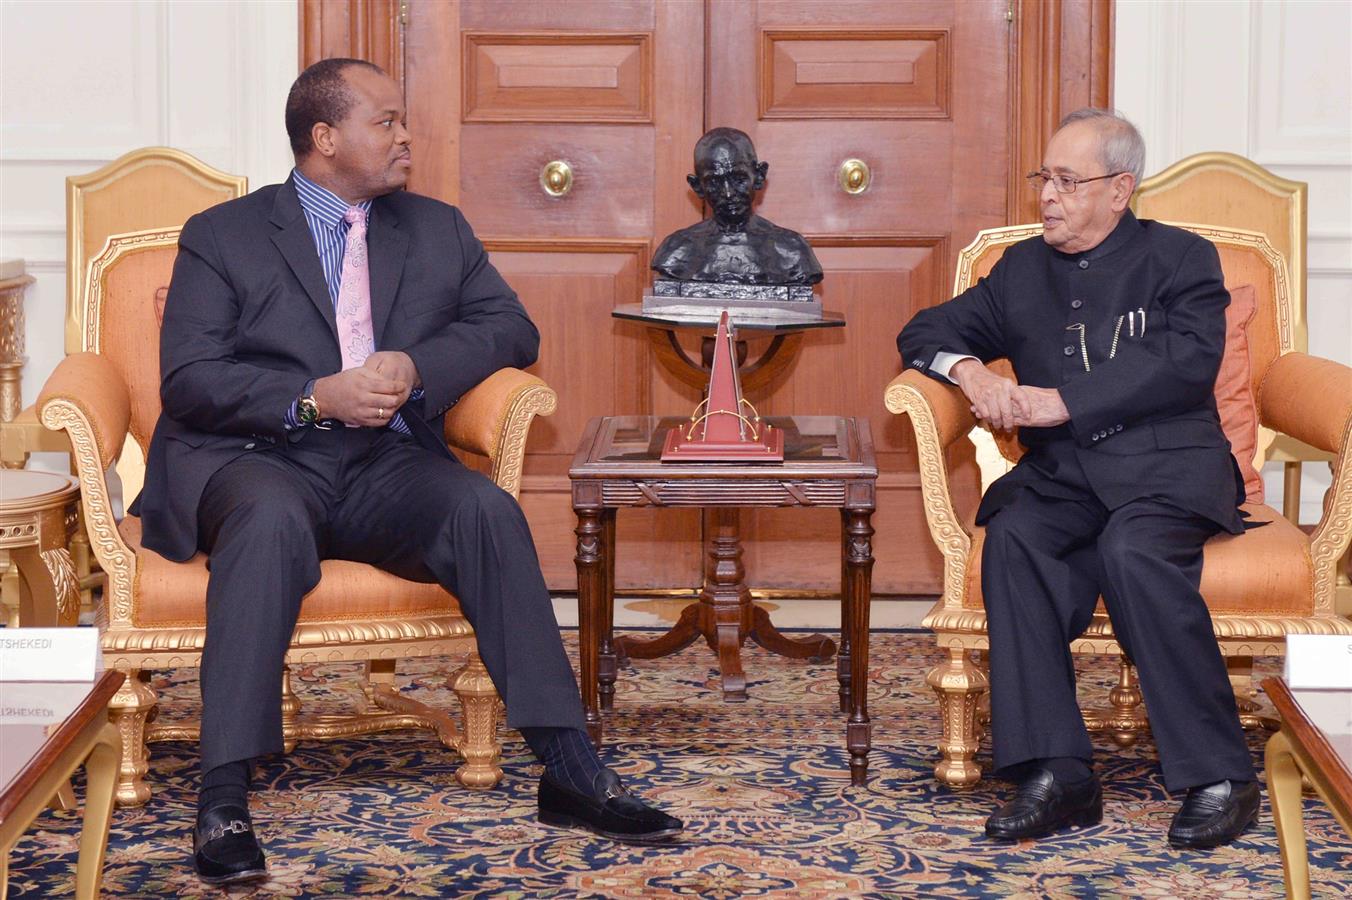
[{"left": 1138, "top": 307, "right": 1146, "bottom": 336}]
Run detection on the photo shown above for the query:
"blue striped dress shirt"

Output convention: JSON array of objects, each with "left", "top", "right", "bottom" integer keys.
[{"left": 285, "top": 169, "right": 417, "bottom": 433}]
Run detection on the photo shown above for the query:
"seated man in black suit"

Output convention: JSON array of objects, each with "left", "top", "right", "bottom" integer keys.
[
  {"left": 897, "top": 108, "right": 1259, "bottom": 849},
  {"left": 136, "top": 58, "right": 681, "bottom": 885}
]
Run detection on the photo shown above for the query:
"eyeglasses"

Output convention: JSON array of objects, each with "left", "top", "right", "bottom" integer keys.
[{"left": 1027, "top": 170, "right": 1125, "bottom": 194}]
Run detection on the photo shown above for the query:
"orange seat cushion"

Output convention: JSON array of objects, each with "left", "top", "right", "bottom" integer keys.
[
  {"left": 120, "top": 517, "right": 460, "bottom": 628},
  {"left": 962, "top": 503, "right": 1310, "bottom": 617}
]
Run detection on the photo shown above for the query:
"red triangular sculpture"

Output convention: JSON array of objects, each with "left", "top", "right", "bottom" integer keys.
[{"left": 662, "top": 311, "right": 784, "bottom": 462}]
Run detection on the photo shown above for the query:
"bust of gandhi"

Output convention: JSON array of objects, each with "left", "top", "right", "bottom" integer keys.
[{"left": 651, "top": 127, "right": 823, "bottom": 286}]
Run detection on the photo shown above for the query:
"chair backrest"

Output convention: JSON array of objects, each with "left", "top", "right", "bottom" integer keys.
[
  {"left": 951, "top": 223, "right": 1295, "bottom": 493},
  {"left": 1132, "top": 152, "right": 1307, "bottom": 352},
  {"left": 82, "top": 228, "right": 182, "bottom": 504},
  {"left": 67, "top": 148, "right": 244, "bottom": 353}
]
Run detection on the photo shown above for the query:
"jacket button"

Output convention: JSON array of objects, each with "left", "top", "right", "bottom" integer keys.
[
  {"left": 1115, "top": 424, "right": 1124, "bottom": 432},
  {"left": 1079, "top": 260, "right": 1089, "bottom": 269},
  {"left": 1063, "top": 346, "right": 1075, "bottom": 356},
  {"left": 1091, "top": 433, "right": 1100, "bottom": 442},
  {"left": 1071, "top": 299, "right": 1083, "bottom": 309}
]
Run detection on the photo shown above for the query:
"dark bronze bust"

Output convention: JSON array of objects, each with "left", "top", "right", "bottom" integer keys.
[{"left": 652, "top": 128, "right": 823, "bottom": 286}]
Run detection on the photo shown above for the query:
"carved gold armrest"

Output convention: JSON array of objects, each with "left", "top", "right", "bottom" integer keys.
[
  {"left": 37, "top": 353, "right": 136, "bottom": 621},
  {"left": 443, "top": 368, "right": 557, "bottom": 499},
  {"left": 1259, "top": 352, "right": 1352, "bottom": 615},
  {"left": 885, "top": 370, "right": 976, "bottom": 604}
]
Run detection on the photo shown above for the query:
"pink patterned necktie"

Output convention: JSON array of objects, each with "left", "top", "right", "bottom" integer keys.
[{"left": 337, "top": 206, "right": 374, "bottom": 370}]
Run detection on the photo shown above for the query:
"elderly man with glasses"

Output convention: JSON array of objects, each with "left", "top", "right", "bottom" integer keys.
[{"left": 897, "top": 108, "right": 1259, "bottom": 849}]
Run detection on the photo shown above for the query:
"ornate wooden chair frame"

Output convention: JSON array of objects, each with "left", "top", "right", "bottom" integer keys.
[
  {"left": 37, "top": 228, "right": 559, "bottom": 805},
  {"left": 885, "top": 222, "right": 1352, "bottom": 787}
]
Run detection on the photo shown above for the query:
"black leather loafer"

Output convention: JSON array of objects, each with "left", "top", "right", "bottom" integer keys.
[
  {"left": 985, "top": 767, "right": 1103, "bottom": 840},
  {"left": 538, "top": 769, "right": 684, "bottom": 844},
  {"left": 193, "top": 804, "right": 267, "bottom": 885},
  {"left": 1168, "top": 779, "right": 1260, "bottom": 849}
]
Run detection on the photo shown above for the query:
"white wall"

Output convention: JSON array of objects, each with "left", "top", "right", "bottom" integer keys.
[
  {"left": 1116, "top": 0, "right": 1352, "bottom": 524},
  {"left": 0, "top": 0, "right": 298, "bottom": 419}
]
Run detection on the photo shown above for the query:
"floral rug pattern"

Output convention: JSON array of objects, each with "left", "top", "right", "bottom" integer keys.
[{"left": 7, "top": 630, "right": 1351, "bottom": 898}]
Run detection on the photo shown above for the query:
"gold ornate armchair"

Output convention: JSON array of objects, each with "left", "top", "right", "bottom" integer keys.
[
  {"left": 36, "top": 228, "right": 559, "bottom": 805},
  {"left": 885, "top": 222, "right": 1352, "bottom": 787}
]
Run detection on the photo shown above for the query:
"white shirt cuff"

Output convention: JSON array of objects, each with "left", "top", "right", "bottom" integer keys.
[{"left": 929, "top": 351, "right": 979, "bottom": 384}]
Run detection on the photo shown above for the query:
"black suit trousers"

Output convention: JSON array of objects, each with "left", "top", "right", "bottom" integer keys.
[
  {"left": 195, "top": 426, "right": 585, "bottom": 772},
  {"left": 980, "top": 447, "right": 1254, "bottom": 791}
]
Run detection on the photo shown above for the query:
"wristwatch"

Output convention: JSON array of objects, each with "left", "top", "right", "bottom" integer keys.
[{"left": 297, "top": 380, "right": 322, "bottom": 426}]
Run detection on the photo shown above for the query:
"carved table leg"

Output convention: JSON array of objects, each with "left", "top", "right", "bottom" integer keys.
[
  {"left": 598, "top": 509, "right": 618, "bottom": 711},
  {"left": 843, "top": 508, "right": 874, "bottom": 786},
  {"left": 574, "top": 506, "right": 604, "bottom": 745},
  {"left": 705, "top": 507, "right": 750, "bottom": 701}
]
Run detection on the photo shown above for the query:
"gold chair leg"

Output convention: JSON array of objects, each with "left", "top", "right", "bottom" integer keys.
[
  {"left": 450, "top": 653, "right": 503, "bottom": 789},
  {"left": 281, "top": 665, "right": 301, "bottom": 754},
  {"left": 1106, "top": 659, "right": 1148, "bottom": 748},
  {"left": 109, "top": 671, "right": 156, "bottom": 806},
  {"left": 927, "top": 646, "right": 988, "bottom": 787}
]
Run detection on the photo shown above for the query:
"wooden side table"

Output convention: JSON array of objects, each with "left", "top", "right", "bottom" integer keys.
[
  {"left": 0, "top": 471, "right": 82, "bottom": 628},
  {"left": 571, "top": 415, "right": 879, "bottom": 784},
  {"left": 1, "top": 670, "right": 124, "bottom": 900},
  {"left": 1262, "top": 677, "right": 1351, "bottom": 900}
]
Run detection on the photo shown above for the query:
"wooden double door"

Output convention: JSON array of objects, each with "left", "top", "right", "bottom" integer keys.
[{"left": 306, "top": 0, "right": 1111, "bottom": 596}]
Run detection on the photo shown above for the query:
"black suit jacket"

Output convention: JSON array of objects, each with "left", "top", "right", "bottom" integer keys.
[
  {"left": 897, "top": 211, "right": 1245, "bottom": 533},
  {"left": 134, "top": 178, "right": 539, "bottom": 561}
]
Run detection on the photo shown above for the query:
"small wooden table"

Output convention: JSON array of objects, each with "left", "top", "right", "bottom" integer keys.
[
  {"left": 1262, "top": 677, "right": 1351, "bottom": 900},
  {"left": 1, "top": 670, "right": 124, "bottom": 900},
  {"left": 571, "top": 415, "right": 878, "bottom": 784},
  {"left": 1, "top": 471, "right": 81, "bottom": 628}
]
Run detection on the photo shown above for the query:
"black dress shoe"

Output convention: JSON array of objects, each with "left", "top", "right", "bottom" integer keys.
[
  {"left": 538, "top": 768, "right": 684, "bottom": 844},
  {"left": 193, "top": 804, "right": 267, "bottom": 885},
  {"left": 1168, "top": 779, "right": 1260, "bottom": 849},
  {"left": 985, "top": 767, "right": 1103, "bottom": 840}
]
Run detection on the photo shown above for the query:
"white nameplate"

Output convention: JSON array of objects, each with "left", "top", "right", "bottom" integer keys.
[
  {"left": 1285, "top": 634, "right": 1352, "bottom": 689},
  {"left": 0, "top": 628, "right": 100, "bottom": 682}
]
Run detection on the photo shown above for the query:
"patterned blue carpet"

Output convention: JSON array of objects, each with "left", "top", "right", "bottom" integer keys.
[{"left": 7, "top": 630, "right": 1350, "bottom": 898}]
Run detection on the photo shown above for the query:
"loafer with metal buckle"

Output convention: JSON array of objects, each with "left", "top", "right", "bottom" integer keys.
[
  {"left": 538, "top": 768, "right": 684, "bottom": 844},
  {"left": 193, "top": 804, "right": 267, "bottom": 884}
]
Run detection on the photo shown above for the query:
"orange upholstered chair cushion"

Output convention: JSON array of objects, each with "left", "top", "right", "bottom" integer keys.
[
  {"left": 120, "top": 517, "right": 458, "bottom": 628},
  {"left": 1216, "top": 283, "right": 1263, "bottom": 502},
  {"left": 961, "top": 504, "right": 1311, "bottom": 616}
]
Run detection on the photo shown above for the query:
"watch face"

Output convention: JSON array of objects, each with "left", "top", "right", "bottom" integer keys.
[{"left": 299, "top": 397, "right": 320, "bottom": 424}]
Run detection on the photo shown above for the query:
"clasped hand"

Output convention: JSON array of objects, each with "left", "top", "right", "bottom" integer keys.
[
  {"left": 312, "top": 351, "right": 419, "bottom": 428},
  {"left": 950, "top": 358, "right": 1068, "bottom": 432}
]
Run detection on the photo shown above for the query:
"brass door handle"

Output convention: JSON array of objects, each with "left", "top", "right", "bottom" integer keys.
[
  {"left": 838, "top": 158, "right": 870, "bottom": 195},
  {"left": 540, "top": 160, "right": 574, "bottom": 197}
]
